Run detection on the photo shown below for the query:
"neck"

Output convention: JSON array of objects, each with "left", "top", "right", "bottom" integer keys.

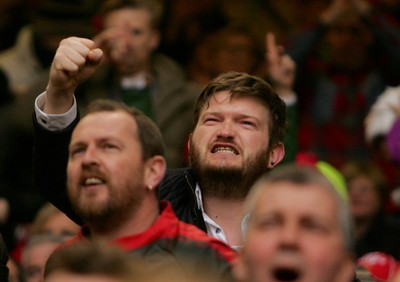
[
  {"left": 119, "top": 63, "right": 151, "bottom": 80},
  {"left": 203, "top": 196, "right": 245, "bottom": 247},
  {"left": 88, "top": 197, "right": 159, "bottom": 241}
]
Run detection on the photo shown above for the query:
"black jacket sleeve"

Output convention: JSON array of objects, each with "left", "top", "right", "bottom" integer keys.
[{"left": 32, "top": 112, "right": 83, "bottom": 225}]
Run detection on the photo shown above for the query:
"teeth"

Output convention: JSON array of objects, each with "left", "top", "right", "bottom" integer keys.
[
  {"left": 84, "top": 178, "right": 103, "bottom": 185},
  {"left": 214, "top": 147, "right": 237, "bottom": 154}
]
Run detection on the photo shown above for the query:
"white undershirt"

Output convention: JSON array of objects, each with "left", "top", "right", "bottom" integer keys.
[{"left": 194, "top": 184, "right": 247, "bottom": 250}]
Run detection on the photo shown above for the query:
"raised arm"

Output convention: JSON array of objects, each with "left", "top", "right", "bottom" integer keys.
[
  {"left": 33, "top": 37, "right": 103, "bottom": 224},
  {"left": 265, "top": 32, "right": 296, "bottom": 99},
  {"left": 43, "top": 37, "right": 103, "bottom": 114}
]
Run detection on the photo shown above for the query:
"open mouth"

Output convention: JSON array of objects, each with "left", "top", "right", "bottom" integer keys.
[
  {"left": 211, "top": 145, "right": 239, "bottom": 155},
  {"left": 81, "top": 177, "right": 105, "bottom": 186},
  {"left": 273, "top": 268, "right": 300, "bottom": 281}
]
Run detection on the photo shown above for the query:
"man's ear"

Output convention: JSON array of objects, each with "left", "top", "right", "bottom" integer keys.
[
  {"left": 186, "top": 133, "right": 193, "bottom": 164},
  {"left": 144, "top": 155, "right": 167, "bottom": 189},
  {"left": 150, "top": 30, "right": 161, "bottom": 51},
  {"left": 267, "top": 142, "right": 285, "bottom": 169}
]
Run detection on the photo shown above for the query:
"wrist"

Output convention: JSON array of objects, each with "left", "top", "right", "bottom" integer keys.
[{"left": 43, "top": 85, "right": 74, "bottom": 114}]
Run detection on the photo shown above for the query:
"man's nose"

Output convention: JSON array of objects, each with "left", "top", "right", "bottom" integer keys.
[
  {"left": 82, "top": 145, "right": 99, "bottom": 166},
  {"left": 217, "top": 120, "right": 236, "bottom": 138},
  {"left": 279, "top": 223, "right": 300, "bottom": 248}
]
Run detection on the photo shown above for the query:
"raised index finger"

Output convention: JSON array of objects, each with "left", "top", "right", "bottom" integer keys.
[{"left": 266, "top": 32, "right": 280, "bottom": 64}]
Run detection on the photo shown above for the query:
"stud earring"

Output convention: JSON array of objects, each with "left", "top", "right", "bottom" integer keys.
[{"left": 147, "top": 185, "right": 153, "bottom": 191}]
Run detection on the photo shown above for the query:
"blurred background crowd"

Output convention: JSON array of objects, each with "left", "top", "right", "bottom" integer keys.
[{"left": 1, "top": 0, "right": 400, "bottom": 281}]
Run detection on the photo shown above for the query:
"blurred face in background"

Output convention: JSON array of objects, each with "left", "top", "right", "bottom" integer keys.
[
  {"left": 98, "top": 7, "right": 160, "bottom": 76},
  {"left": 41, "top": 211, "right": 80, "bottom": 238},
  {"left": 324, "top": 10, "right": 372, "bottom": 71},
  {"left": 212, "top": 32, "right": 258, "bottom": 76},
  {"left": 348, "top": 175, "right": 381, "bottom": 221},
  {"left": 22, "top": 241, "right": 61, "bottom": 282}
]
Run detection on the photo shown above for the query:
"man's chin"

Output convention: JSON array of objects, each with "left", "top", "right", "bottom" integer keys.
[
  {"left": 203, "top": 159, "right": 242, "bottom": 171},
  {"left": 203, "top": 165, "right": 242, "bottom": 176},
  {"left": 75, "top": 199, "right": 109, "bottom": 217}
]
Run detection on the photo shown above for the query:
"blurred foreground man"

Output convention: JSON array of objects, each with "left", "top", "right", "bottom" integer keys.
[{"left": 234, "top": 164, "right": 356, "bottom": 282}]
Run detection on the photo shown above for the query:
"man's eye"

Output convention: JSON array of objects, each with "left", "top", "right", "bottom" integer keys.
[
  {"left": 204, "top": 118, "right": 219, "bottom": 124},
  {"left": 70, "top": 147, "right": 85, "bottom": 156},
  {"left": 256, "top": 217, "right": 280, "bottom": 230},
  {"left": 303, "top": 220, "right": 328, "bottom": 233},
  {"left": 104, "top": 143, "right": 117, "bottom": 149},
  {"left": 241, "top": 120, "right": 256, "bottom": 127}
]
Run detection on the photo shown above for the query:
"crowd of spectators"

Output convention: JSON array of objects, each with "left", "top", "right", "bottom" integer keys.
[{"left": 1, "top": 0, "right": 400, "bottom": 281}]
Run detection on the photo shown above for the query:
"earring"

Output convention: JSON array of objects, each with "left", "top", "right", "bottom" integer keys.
[{"left": 147, "top": 185, "right": 153, "bottom": 191}]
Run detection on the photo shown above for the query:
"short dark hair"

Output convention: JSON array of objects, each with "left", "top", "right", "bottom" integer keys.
[
  {"left": 98, "top": 0, "right": 164, "bottom": 30},
  {"left": 192, "top": 71, "right": 287, "bottom": 147},
  {"left": 85, "top": 99, "right": 165, "bottom": 161},
  {"left": 44, "top": 242, "right": 139, "bottom": 281}
]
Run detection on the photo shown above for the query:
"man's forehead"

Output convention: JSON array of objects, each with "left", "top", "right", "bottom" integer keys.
[
  {"left": 202, "top": 91, "right": 270, "bottom": 114},
  {"left": 255, "top": 182, "right": 338, "bottom": 214},
  {"left": 75, "top": 111, "right": 137, "bottom": 135},
  {"left": 82, "top": 110, "right": 133, "bottom": 122},
  {"left": 105, "top": 7, "right": 151, "bottom": 22},
  {"left": 209, "top": 90, "right": 265, "bottom": 102}
]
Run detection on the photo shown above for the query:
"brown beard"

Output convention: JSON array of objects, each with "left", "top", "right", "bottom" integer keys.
[
  {"left": 190, "top": 143, "right": 271, "bottom": 200},
  {"left": 70, "top": 185, "right": 143, "bottom": 233},
  {"left": 67, "top": 167, "right": 144, "bottom": 232}
]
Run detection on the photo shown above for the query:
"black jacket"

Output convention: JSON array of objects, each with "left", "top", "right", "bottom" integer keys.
[
  {"left": 32, "top": 114, "right": 207, "bottom": 231},
  {"left": 158, "top": 167, "right": 206, "bottom": 231}
]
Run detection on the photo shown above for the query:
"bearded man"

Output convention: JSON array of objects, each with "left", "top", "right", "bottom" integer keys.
[{"left": 33, "top": 44, "right": 287, "bottom": 250}]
